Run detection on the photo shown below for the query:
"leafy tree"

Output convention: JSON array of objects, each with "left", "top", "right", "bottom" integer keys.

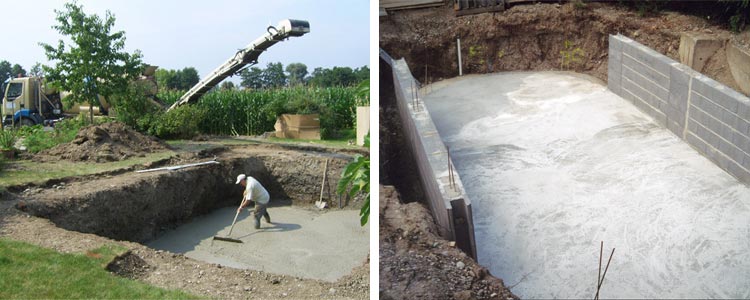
[
  {"left": 240, "top": 67, "right": 264, "bottom": 89},
  {"left": 40, "top": 2, "right": 143, "bottom": 123},
  {"left": 177, "top": 67, "right": 199, "bottom": 90},
  {"left": 354, "top": 65, "right": 369, "bottom": 83},
  {"left": 29, "top": 63, "right": 45, "bottom": 78},
  {"left": 220, "top": 81, "right": 236, "bottom": 90},
  {"left": 309, "top": 66, "right": 360, "bottom": 87},
  {"left": 0, "top": 61, "right": 11, "bottom": 79},
  {"left": 11, "top": 64, "right": 26, "bottom": 78},
  {"left": 262, "top": 62, "right": 286, "bottom": 88},
  {"left": 285, "top": 63, "right": 308, "bottom": 86},
  {"left": 155, "top": 67, "right": 200, "bottom": 90}
]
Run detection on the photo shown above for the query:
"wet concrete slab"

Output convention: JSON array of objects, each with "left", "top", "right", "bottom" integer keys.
[
  {"left": 422, "top": 71, "right": 750, "bottom": 298},
  {"left": 148, "top": 206, "right": 368, "bottom": 282}
]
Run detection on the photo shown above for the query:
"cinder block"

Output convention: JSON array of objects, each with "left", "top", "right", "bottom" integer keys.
[
  {"left": 738, "top": 102, "right": 750, "bottom": 121},
  {"left": 622, "top": 77, "right": 664, "bottom": 111},
  {"left": 687, "top": 118, "right": 699, "bottom": 134},
  {"left": 686, "top": 131, "right": 708, "bottom": 154},
  {"left": 743, "top": 152, "right": 750, "bottom": 171},
  {"left": 693, "top": 76, "right": 740, "bottom": 113},
  {"left": 666, "top": 119, "right": 683, "bottom": 136},
  {"left": 622, "top": 39, "right": 673, "bottom": 75},
  {"left": 622, "top": 54, "right": 670, "bottom": 88},
  {"left": 693, "top": 92, "right": 724, "bottom": 120},
  {"left": 663, "top": 104, "right": 685, "bottom": 127},
  {"left": 689, "top": 105, "right": 704, "bottom": 124},
  {"left": 622, "top": 66, "right": 670, "bottom": 101},
  {"left": 728, "top": 160, "right": 750, "bottom": 184},
  {"left": 609, "top": 35, "right": 624, "bottom": 52},
  {"left": 731, "top": 132, "right": 750, "bottom": 153},
  {"left": 695, "top": 122, "right": 720, "bottom": 148}
]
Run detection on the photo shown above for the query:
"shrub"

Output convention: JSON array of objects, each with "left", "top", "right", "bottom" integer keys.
[
  {"left": 0, "top": 130, "right": 18, "bottom": 151},
  {"left": 110, "top": 81, "right": 161, "bottom": 128},
  {"left": 21, "top": 115, "right": 87, "bottom": 153},
  {"left": 140, "top": 105, "right": 205, "bottom": 139}
]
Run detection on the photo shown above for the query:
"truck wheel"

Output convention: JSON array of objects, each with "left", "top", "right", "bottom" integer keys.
[{"left": 15, "top": 118, "right": 36, "bottom": 127}]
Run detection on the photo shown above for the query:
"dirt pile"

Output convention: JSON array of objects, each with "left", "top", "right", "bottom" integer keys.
[
  {"left": 36, "top": 122, "right": 168, "bottom": 163},
  {"left": 380, "top": 2, "right": 744, "bottom": 93},
  {"left": 379, "top": 185, "right": 517, "bottom": 300}
]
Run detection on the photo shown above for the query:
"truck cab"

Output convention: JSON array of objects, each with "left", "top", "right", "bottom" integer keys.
[{"left": 1, "top": 77, "right": 62, "bottom": 127}]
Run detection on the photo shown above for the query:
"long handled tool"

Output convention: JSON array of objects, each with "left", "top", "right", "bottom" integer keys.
[{"left": 213, "top": 205, "right": 244, "bottom": 243}]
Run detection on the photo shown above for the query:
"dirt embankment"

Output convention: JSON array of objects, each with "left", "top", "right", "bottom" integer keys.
[
  {"left": 15, "top": 146, "right": 357, "bottom": 243},
  {"left": 380, "top": 186, "right": 517, "bottom": 300},
  {"left": 35, "top": 122, "right": 168, "bottom": 163},
  {"left": 380, "top": 2, "right": 743, "bottom": 93},
  {"left": 1, "top": 144, "right": 369, "bottom": 299}
]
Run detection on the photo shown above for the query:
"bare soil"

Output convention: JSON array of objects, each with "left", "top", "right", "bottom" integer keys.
[
  {"left": 380, "top": 2, "right": 748, "bottom": 95},
  {"left": 379, "top": 185, "right": 516, "bottom": 300},
  {"left": 1, "top": 143, "right": 368, "bottom": 299},
  {"left": 35, "top": 122, "right": 168, "bottom": 163}
]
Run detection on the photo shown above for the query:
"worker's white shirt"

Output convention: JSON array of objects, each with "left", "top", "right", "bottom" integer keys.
[{"left": 244, "top": 177, "right": 270, "bottom": 204}]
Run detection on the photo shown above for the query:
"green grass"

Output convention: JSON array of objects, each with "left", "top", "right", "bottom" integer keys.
[
  {"left": 0, "top": 238, "right": 198, "bottom": 299},
  {"left": 0, "top": 151, "right": 174, "bottom": 188}
]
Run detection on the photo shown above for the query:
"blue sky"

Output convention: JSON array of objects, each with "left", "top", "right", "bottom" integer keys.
[{"left": 0, "top": 0, "right": 369, "bottom": 82}]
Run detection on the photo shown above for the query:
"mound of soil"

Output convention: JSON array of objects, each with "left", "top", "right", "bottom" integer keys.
[
  {"left": 379, "top": 185, "right": 517, "bottom": 300},
  {"left": 36, "top": 122, "right": 168, "bottom": 163}
]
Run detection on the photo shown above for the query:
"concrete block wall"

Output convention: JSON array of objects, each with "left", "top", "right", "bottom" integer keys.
[
  {"left": 609, "top": 34, "right": 750, "bottom": 184},
  {"left": 380, "top": 49, "right": 477, "bottom": 259}
]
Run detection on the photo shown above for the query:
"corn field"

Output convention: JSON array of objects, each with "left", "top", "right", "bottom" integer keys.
[{"left": 157, "top": 86, "right": 360, "bottom": 137}]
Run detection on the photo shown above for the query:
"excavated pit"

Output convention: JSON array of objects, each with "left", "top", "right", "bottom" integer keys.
[{"left": 15, "top": 147, "right": 369, "bottom": 282}]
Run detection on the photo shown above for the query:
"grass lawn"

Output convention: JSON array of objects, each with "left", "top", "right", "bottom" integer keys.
[
  {"left": 0, "top": 238, "right": 198, "bottom": 299},
  {"left": 0, "top": 151, "right": 174, "bottom": 188}
]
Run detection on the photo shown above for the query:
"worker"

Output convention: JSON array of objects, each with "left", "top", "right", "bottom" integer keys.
[{"left": 236, "top": 174, "right": 272, "bottom": 229}]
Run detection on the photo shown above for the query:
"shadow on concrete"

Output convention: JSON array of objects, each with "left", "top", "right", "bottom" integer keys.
[{"left": 236, "top": 222, "right": 301, "bottom": 240}]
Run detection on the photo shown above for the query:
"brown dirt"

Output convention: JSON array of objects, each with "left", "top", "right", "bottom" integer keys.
[
  {"left": 379, "top": 185, "right": 517, "bottom": 300},
  {"left": 0, "top": 143, "right": 368, "bottom": 299},
  {"left": 35, "top": 122, "right": 168, "bottom": 163},
  {"left": 380, "top": 2, "right": 748, "bottom": 95}
]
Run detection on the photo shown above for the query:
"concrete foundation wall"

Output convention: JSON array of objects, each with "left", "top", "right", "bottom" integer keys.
[
  {"left": 380, "top": 49, "right": 477, "bottom": 259},
  {"left": 609, "top": 34, "right": 750, "bottom": 184}
]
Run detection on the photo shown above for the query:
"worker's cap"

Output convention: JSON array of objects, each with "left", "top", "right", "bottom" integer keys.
[{"left": 235, "top": 174, "right": 246, "bottom": 184}]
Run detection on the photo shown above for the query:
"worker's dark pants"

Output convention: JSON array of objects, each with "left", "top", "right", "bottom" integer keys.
[{"left": 254, "top": 202, "right": 270, "bottom": 228}]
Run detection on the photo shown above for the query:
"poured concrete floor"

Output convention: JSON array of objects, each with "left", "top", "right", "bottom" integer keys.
[
  {"left": 422, "top": 72, "right": 750, "bottom": 298},
  {"left": 148, "top": 206, "right": 368, "bottom": 282}
]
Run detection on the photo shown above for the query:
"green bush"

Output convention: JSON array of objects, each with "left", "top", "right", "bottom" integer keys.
[
  {"left": 139, "top": 105, "right": 205, "bottom": 139},
  {"left": 0, "top": 130, "right": 18, "bottom": 150},
  {"left": 156, "top": 89, "right": 184, "bottom": 106},
  {"left": 21, "top": 116, "right": 86, "bottom": 153},
  {"left": 110, "top": 81, "right": 161, "bottom": 128}
]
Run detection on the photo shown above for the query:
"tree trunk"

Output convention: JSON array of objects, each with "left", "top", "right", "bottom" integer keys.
[{"left": 89, "top": 104, "right": 94, "bottom": 124}]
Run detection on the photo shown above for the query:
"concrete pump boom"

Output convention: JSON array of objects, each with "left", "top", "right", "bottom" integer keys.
[{"left": 167, "top": 19, "right": 310, "bottom": 111}]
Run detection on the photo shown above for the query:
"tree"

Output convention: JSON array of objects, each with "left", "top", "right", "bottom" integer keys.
[
  {"left": 285, "top": 63, "right": 308, "bottom": 86},
  {"left": 354, "top": 65, "right": 369, "bottom": 83},
  {"left": 177, "top": 67, "right": 199, "bottom": 90},
  {"left": 29, "top": 63, "right": 45, "bottom": 78},
  {"left": 309, "top": 66, "right": 359, "bottom": 87},
  {"left": 10, "top": 64, "right": 26, "bottom": 78},
  {"left": 220, "top": 81, "right": 236, "bottom": 90},
  {"left": 0, "top": 61, "right": 11, "bottom": 80},
  {"left": 240, "top": 67, "right": 264, "bottom": 89},
  {"left": 262, "top": 62, "right": 286, "bottom": 88},
  {"left": 40, "top": 2, "right": 143, "bottom": 123}
]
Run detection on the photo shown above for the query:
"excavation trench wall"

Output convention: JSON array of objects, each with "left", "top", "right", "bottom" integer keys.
[
  {"left": 380, "top": 49, "right": 476, "bottom": 259},
  {"left": 608, "top": 34, "right": 750, "bottom": 183},
  {"left": 21, "top": 152, "right": 353, "bottom": 243}
]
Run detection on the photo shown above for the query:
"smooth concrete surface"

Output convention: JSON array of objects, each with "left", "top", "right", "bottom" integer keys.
[
  {"left": 422, "top": 71, "right": 750, "bottom": 299},
  {"left": 148, "top": 206, "right": 368, "bottom": 282}
]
